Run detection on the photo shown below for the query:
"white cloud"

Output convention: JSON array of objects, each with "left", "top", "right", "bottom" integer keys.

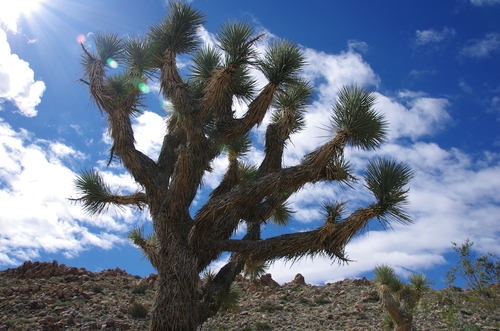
[
  {"left": 409, "top": 69, "right": 436, "bottom": 78},
  {"left": 376, "top": 91, "right": 452, "bottom": 141},
  {"left": 0, "top": 119, "right": 145, "bottom": 266},
  {"left": 132, "top": 111, "right": 166, "bottom": 159},
  {"left": 265, "top": 144, "right": 500, "bottom": 285},
  {"left": 470, "top": 0, "right": 500, "bottom": 5},
  {"left": 303, "top": 48, "right": 380, "bottom": 104},
  {"left": 347, "top": 40, "right": 369, "bottom": 54},
  {"left": 460, "top": 33, "right": 500, "bottom": 59},
  {"left": 0, "top": 29, "right": 45, "bottom": 117},
  {"left": 491, "top": 96, "right": 500, "bottom": 114},
  {"left": 414, "top": 27, "right": 455, "bottom": 46},
  {"left": 459, "top": 79, "right": 473, "bottom": 94}
]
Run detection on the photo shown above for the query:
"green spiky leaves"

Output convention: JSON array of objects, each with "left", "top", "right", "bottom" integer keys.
[
  {"left": 374, "top": 264, "right": 404, "bottom": 292},
  {"left": 73, "top": 169, "right": 113, "bottom": 216},
  {"left": 258, "top": 40, "right": 306, "bottom": 86},
  {"left": 364, "top": 158, "right": 413, "bottom": 224},
  {"left": 191, "top": 46, "right": 223, "bottom": 80},
  {"left": 331, "top": 86, "right": 388, "bottom": 150},
  {"left": 224, "top": 133, "right": 252, "bottom": 160},
  {"left": 408, "top": 273, "right": 433, "bottom": 292},
  {"left": 123, "top": 36, "right": 155, "bottom": 77},
  {"left": 149, "top": 1, "right": 206, "bottom": 55},
  {"left": 271, "top": 79, "right": 313, "bottom": 135},
  {"left": 94, "top": 31, "right": 124, "bottom": 66},
  {"left": 244, "top": 260, "right": 269, "bottom": 280},
  {"left": 104, "top": 73, "right": 145, "bottom": 114},
  {"left": 322, "top": 201, "right": 347, "bottom": 224},
  {"left": 270, "top": 202, "right": 294, "bottom": 226},
  {"left": 127, "top": 226, "right": 159, "bottom": 269},
  {"left": 217, "top": 21, "right": 259, "bottom": 68},
  {"left": 238, "top": 163, "right": 258, "bottom": 185}
]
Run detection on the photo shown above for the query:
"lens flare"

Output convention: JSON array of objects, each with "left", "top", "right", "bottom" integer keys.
[
  {"left": 132, "top": 78, "right": 150, "bottom": 93},
  {"left": 106, "top": 58, "right": 118, "bottom": 69},
  {"left": 138, "top": 83, "right": 150, "bottom": 93},
  {"left": 77, "top": 34, "right": 86, "bottom": 44}
]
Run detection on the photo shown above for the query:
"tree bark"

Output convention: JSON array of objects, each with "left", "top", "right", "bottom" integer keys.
[
  {"left": 379, "top": 285, "right": 413, "bottom": 331},
  {"left": 150, "top": 235, "right": 200, "bottom": 331}
]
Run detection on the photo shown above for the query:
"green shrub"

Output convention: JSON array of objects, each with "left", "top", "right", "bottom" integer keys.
[
  {"left": 365, "top": 290, "right": 380, "bottom": 302},
  {"left": 128, "top": 302, "right": 148, "bottom": 318},
  {"left": 258, "top": 301, "right": 282, "bottom": 312},
  {"left": 213, "top": 285, "right": 240, "bottom": 312},
  {"left": 92, "top": 284, "right": 104, "bottom": 294},
  {"left": 54, "top": 299, "right": 72, "bottom": 307},
  {"left": 313, "top": 296, "right": 330, "bottom": 305},
  {"left": 298, "top": 297, "right": 309, "bottom": 305},
  {"left": 446, "top": 239, "right": 500, "bottom": 302},
  {"left": 254, "top": 321, "right": 273, "bottom": 330},
  {"left": 131, "top": 286, "right": 147, "bottom": 295},
  {"left": 5, "top": 319, "right": 31, "bottom": 327}
]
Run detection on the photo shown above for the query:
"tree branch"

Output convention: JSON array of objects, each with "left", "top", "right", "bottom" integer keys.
[
  {"left": 212, "top": 206, "right": 379, "bottom": 263},
  {"left": 81, "top": 57, "right": 158, "bottom": 190},
  {"left": 190, "top": 133, "right": 351, "bottom": 245},
  {"left": 212, "top": 84, "right": 276, "bottom": 144},
  {"left": 106, "top": 99, "right": 159, "bottom": 190}
]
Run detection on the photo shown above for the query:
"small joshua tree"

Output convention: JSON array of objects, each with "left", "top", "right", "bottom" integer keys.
[{"left": 374, "top": 264, "right": 432, "bottom": 331}]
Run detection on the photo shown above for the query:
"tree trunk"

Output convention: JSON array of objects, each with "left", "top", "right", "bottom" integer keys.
[
  {"left": 150, "top": 237, "right": 200, "bottom": 331},
  {"left": 394, "top": 321, "right": 412, "bottom": 331},
  {"left": 380, "top": 286, "right": 413, "bottom": 331}
]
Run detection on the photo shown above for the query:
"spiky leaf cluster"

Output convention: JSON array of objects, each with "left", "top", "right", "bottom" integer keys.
[
  {"left": 321, "top": 201, "right": 347, "bottom": 224},
  {"left": 127, "top": 226, "right": 159, "bottom": 268},
  {"left": 364, "top": 158, "right": 413, "bottom": 224},
  {"left": 104, "top": 74, "right": 144, "bottom": 114},
  {"left": 258, "top": 40, "right": 305, "bottom": 86},
  {"left": 191, "top": 47, "right": 222, "bottom": 80},
  {"left": 243, "top": 261, "right": 269, "bottom": 280},
  {"left": 93, "top": 31, "right": 124, "bottom": 65},
  {"left": 123, "top": 36, "right": 155, "bottom": 77},
  {"left": 148, "top": 1, "right": 206, "bottom": 55},
  {"left": 217, "top": 21, "right": 258, "bottom": 68},
  {"left": 224, "top": 133, "right": 252, "bottom": 160},
  {"left": 374, "top": 264, "right": 404, "bottom": 292},
  {"left": 270, "top": 202, "right": 294, "bottom": 226},
  {"left": 73, "top": 169, "right": 113, "bottom": 216},
  {"left": 331, "top": 85, "right": 387, "bottom": 150},
  {"left": 238, "top": 163, "right": 258, "bottom": 184},
  {"left": 408, "top": 273, "right": 432, "bottom": 292},
  {"left": 271, "top": 79, "right": 313, "bottom": 134}
]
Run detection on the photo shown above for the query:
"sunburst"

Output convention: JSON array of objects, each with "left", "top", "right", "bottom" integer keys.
[{"left": 0, "top": 0, "right": 44, "bottom": 32}]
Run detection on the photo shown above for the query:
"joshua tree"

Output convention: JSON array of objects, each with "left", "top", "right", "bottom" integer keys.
[
  {"left": 73, "top": 2, "right": 414, "bottom": 330},
  {"left": 374, "top": 264, "right": 432, "bottom": 331}
]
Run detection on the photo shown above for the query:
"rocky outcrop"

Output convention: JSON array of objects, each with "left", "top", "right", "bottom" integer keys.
[
  {"left": 290, "top": 273, "right": 306, "bottom": 286},
  {"left": 1, "top": 261, "right": 499, "bottom": 330},
  {"left": 1, "top": 260, "right": 89, "bottom": 279}
]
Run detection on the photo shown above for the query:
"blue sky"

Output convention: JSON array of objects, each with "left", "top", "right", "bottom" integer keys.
[{"left": 0, "top": 0, "right": 499, "bottom": 289}]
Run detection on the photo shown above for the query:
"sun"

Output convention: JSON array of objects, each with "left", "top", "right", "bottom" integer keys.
[
  {"left": 16, "top": 0, "right": 43, "bottom": 15},
  {"left": 0, "top": 0, "right": 44, "bottom": 32}
]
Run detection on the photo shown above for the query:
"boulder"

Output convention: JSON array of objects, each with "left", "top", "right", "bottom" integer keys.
[{"left": 292, "top": 273, "right": 306, "bottom": 286}]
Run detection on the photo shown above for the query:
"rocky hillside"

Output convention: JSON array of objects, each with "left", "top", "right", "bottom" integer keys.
[{"left": 0, "top": 261, "right": 499, "bottom": 330}]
